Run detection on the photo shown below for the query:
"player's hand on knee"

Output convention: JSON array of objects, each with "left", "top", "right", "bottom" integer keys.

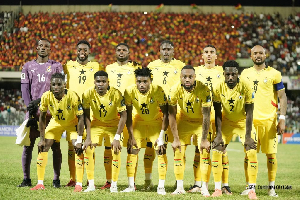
[
  {"left": 244, "top": 137, "right": 257, "bottom": 150},
  {"left": 155, "top": 140, "right": 166, "bottom": 155},
  {"left": 212, "top": 135, "right": 224, "bottom": 150},
  {"left": 74, "top": 143, "right": 83, "bottom": 155},
  {"left": 38, "top": 140, "right": 46, "bottom": 153},
  {"left": 111, "top": 140, "right": 122, "bottom": 155},
  {"left": 127, "top": 136, "right": 138, "bottom": 153},
  {"left": 171, "top": 138, "right": 181, "bottom": 153},
  {"left": 82, "top": 138, "right": 92, "bottom": 151},
  {"left": 200, "top": 139, "right": 211, "bottom": 154}
]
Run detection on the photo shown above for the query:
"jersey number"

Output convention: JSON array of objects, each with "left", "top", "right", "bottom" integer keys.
[
  {"left": 56, "top": 113, "right": 65, "bottom": 120},
  {"left": 99, "top": 109, "right": 107, "bottom": 117},
  {"left": 230, "top": 105, "right": 234, "bottom": 111},
  {"left": 117, "top": 79, "right": 121, "bottom": 87},
  {"left": 37, "top": 74, "right": 46, "bottom": 82},
  {"left": 78, "top": 75, "right": 86, "bottom": 84}
]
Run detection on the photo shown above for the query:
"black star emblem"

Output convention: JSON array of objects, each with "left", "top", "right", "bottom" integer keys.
[
  {"left": 80, "top": 69, "right": 86, "bottom": 75},
  {"left": 141, "top": 103, "right": 147, "bottom": 108},
  {"left": 228, "top": 98, "right": 235, "bottom": 104},
  {"left": 57, "top": 108, "right": 63, "bottom": 113},
  {"left": 100, "top": 104, "right": 105, "bottom": 110},
  {"left": 186, "top": 100, "right": 192, "bottom": 106},
  {"left": 253, "top": 80, "right": 259, "bottom": 85},
  {"left": 117, "top": 73, "right": 123, "bottom": 78},
  {"left": 163, "top": 71, "right": 169, "bottom": 76},
  {"left": 206, "top": 76, "right": 212, "bottom": 82}
]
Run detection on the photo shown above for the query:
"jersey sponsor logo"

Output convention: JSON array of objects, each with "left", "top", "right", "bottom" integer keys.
[{"left": 21, "top": 73, "right": 26, "bottom": 79}]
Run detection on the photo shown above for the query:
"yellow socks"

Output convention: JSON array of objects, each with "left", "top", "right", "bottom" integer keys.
[
  {"left": 244, "top": 154, "right": 249, "bottom": 184},
  {"left": 112, "top": 152, "right": 121, "bottom": 182},
  {"left": 200, "top": 149, "right": 210, "bottom": 183},
  {"left": 104, "top": 147, "right": 112, "bottom": 181},
  {"left": 68, "top": 142, "right": 76, "bottom": 181},
  {"left": 157, "top": 154, "right": 167, "bottom": 180},
  {"left": 144, "top": 147, "right": 155, "bottom": 174},
  {"left": 37, "top": 152, "right": 48, "bottom": 181},
  {"left": 174, "top": 147, "right": 185, "bottom": 180},
  {"left": 267, "top": 154, "right": 277, "bottom": 182},
  {"left": 193, "top": 152, "right": 201, "bottom": 182},
  {"left": 212, "top": 150, "right": 223, "bottom": 183},
  {"left": 75, "top": 154, "right": 84, "bottom": 183},
  {"left": 85, "top": 147, "right": 95, "bottom": 181},
  {"left": 222, "top": 152, "right": 229, "bottom": 185},
  {"left": 126, "top": 154, "right": 138, "bottom": 177},
  {"left": 246, "top": 149, "right": 258, "bottom": 186}
]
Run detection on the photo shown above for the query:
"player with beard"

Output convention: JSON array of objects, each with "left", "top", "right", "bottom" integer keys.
[
  {"left": 122, "top": 67, "right": 168, "bottom": 195},
  {"left": 240, "top": 45, "right": 287, "bottom": 197},
  {"left": 19, "top": 38, "right": 63, "bottom": 188},
  {"left": 30, "top": 73, "right": 84, "bottom": 190},
  {"left": 168, "top": 65, "right": 214, "bottom": 196},
  {"left": 63, "top": 40, "right": 102, "bottom": 190},
  {"left": 103, "top": 43, "right": 140, "bottom": 190},
  {"left": 145, "top": 40, "right": 185, "bottom": 190}
]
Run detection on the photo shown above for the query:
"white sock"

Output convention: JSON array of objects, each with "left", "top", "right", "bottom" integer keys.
[
  {"left": 202, "top": 182, "right": 208, "bottom": 191},
  {"left": 38, "top": 180, "right": 43, "bottom": 185},
  {"left": 145, "top": 173, "right": 152, "bottom": 180},
  {"left": 222, "top": 183, "right": 229, "bottom": 187},
  {"left": 269, "top": 181, "right": 275, "bottom": 190},
  {"left": 177, "top": 180, "right": 184, "bottom": 190},
  {"left": 215, "top": 181, "right": 221, "bottom": 190},
  {"left": 128, "top": 177, "right": 134, "bottom": 187},
  {"left": 88, "top": 179, "right": 94, "bottom": 187},
  {"left": 107, "top": 179, "right": 112, "bottom": 183},
  {"left": 249, "top": 183, "right": 256, "bottom": 191},
  {"left": 76, "top": 182, "right": 82, "bottom": 186},
  {"left": 158, "top": 179, "right": 165, "bottom": 188},
  {"left": 111, "top": 181, "right": 117, "bottom": 187},
  {"left": 195, "top": 181, "right": 201, "bottom": 187}
]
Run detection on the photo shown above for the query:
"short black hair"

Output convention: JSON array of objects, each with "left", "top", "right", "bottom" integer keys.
[
  {"left": 134, "top": 67, "right": 152, "bottom": 79},
  {"left": 203, "top": 44, "right": 217, "bottom": 52},
  {"left": 160, "top": 40, "right": 174, "bottom": 48},
  {"left": 116, "top": 43, "right": 130, "bottom": 50},
  {"left": 94, "top": 70, "right": 108, "bottom": 79},
  {"left": 222, "top": 60, "right": 239, "bottom": 70},
  {"left": 181, "top": 65, "right": 195, "bottom": 71},
  {"left": 77, "top": 40, "right": 91, "bottom": 49},
  {"left": 37, "top": 38, "right": 50, "bottom": 45},
  {"left": 51, "top": 73, "right": 65, "bottom": 81}
]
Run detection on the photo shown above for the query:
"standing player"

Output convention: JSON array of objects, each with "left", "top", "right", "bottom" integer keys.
[
  {"left": 190, "top": 44, "right": 225, "bottom": 194},
  {"left": 146, "top": 40, "right": 185, "bottom": 189},
  {"left": 30, "top": 73, "right": 84, "bottom": 190},
  {"left": 211, "top": 60, "right": 258, "bottom": 200},
  {"left": 240, "top": 45, "right": 287, "bottom": 197},
  {"left": 80, "top": 71, "right": 127, "bottom": 193},
  {"left": 63, "top": 40, "right": 102, "bottom": 187},
  {"left": 168, "top": 65, "right": 212, "bottom": 196},
  {"left": 19, "top": 38, "right": 63, "bottom": 188},
  {"left": 104, "top": 43, "right": 139, "bottom": 190},
  {"left": 122, "top": 68, "right": 168, "bottom": 195}
]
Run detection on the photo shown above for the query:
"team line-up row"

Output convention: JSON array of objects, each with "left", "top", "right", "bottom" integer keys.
[{"left": 19, "top": 39, "right": 286, "bottom": 199}]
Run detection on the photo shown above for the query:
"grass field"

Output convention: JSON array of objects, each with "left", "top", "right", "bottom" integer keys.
[{"left": 0, "top": 136, "right": 299, "bottom": 199}]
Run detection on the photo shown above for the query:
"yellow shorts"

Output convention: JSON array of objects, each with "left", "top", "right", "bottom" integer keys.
[
  {"left": 177, "top": 119, "right": 203, "bottom": 146},
  {"left": 221, "top": 119, "right": 257, "bottom": 145},
  {"left": 45, "top": 119, "right": 77, "bottom": 142},
  {"left": 254, "top": 118, "right": 278, "bottom": 154}
]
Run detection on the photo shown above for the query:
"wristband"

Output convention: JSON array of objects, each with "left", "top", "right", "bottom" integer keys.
[
  {"left": 279, "top": 115, "right": 285, "bottom": 120},
  {"left": 157, "top": 130, "right": 165, "bottom": 146},
  {"left": 75, "top": 135, "right": 82, "bottom": 145},
  {"left": 114, "top": 134, "right": 120, "bottom": 141}
]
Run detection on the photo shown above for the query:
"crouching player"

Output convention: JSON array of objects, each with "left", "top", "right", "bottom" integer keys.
[
  {"left": 79, "top": 71, "right": 127, "bottom": 192},
  {"left": 122, "top": 67, "right": 168, "bottom": 195},
  {"left": 31, "top": 73, "right": 84, "bottom": 190},
  {"left": 211, "top": 60, "right": 258, "bottom": 199}
]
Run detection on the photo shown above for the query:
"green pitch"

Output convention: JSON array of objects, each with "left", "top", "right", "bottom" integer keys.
[{"left": 0, "top": 137, "right": 299, "bottom": 199}]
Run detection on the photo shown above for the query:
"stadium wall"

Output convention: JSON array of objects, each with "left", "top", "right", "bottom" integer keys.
[{"left": 0, "top": 5, "right": 299, "bottom": 18}]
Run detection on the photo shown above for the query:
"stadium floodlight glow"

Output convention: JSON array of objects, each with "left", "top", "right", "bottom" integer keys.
[
  {"left": 144, "top": 12, "right": 147, "bottom": 14},
  {"left": 231, "top": 25, "right": 234, "bottom": 28}
]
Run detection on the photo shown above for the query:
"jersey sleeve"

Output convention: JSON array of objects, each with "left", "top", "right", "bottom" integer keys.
[
  {"left": 168, "top": 84, "right": 179, "bottom": 106},
  {"left": 124, "top": 87, "right": 133, "bottom": 106},
  {"left": 212, "top": 83, "right": 221, "bottom": 103},
  {"left": 156, "top": 86, "right": 167, "bottom": 106},
  {"left": 21, "top": 63, "right": 29, "bottom": 84},
  {"left": 72, "top": 91, "right": 84, "bottom": 116},
  {"left": 201, "top": 85, "right": 212, "bottom": 107},
  {"left": 273, "top": 69, "right": 282, "bottom": 85},
  {"left": 115, "top": 89, "right": 127, "bottom": 112},
  {"left": 39, "top": 91, "right": 49, "bottom": 112},
  {"left": 82, "top": 89, "right": 91, "bottom": 109}
]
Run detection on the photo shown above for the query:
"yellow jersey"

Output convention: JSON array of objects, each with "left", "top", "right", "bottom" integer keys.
[
  {"left": 240, "top": 66, "right": 283, "bottom": 121},
  {"left": 82, "top": 86, "right": 126, "bottom": 127},
  {"left": 63, "top": 60, "right": 102, "bottom": 99},
  {"left": 40, "top": 90, "right": 83, "bottom": 126},
  {"left": 195, "top": 65, "right": 224, "bottom": 91},
  {"left": 124, "top": 84, "right": 166, "bottom": 122},
  {"left": 147, "top": 59, "right": 185, "bottom": 95},
  {"left": 106, "top": 61, "right": 140, "bottom": 95},
  {"left": 168, "top": 81, "right": 211, "bottom": 121},
  {"left": 213, "top": 79, "right": 254, "bottom": 122}
]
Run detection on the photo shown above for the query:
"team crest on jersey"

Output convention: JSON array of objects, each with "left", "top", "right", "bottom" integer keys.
[
  {"left": 239, "top": 95, "right": 243, "bottom": 100},
  {"left": 90, "top": 68, "right": 94, "bottom": 72},
  {"left": 174, "top": 70, "right": 177, "bottom": 74},
  {"left": 47, "top": 66, "right": 52, "bottom": 72},
  {"left": 127, "top": 71, "right": 131, "bottom": 75},
  {"left": 264, "top": 78, "right": 268, "bottom": 83},
  {"left": 168, "top": 95, "right": 171, "bottom": 101},
  {"left": 150, "top": 97, "right": 154, "bottom": 104},
  {"left": 67, "top": 105, "right": 71, "bottom": 110},
  {"left": 217, "top": 74, "right": 221, "bottom": 79}
]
